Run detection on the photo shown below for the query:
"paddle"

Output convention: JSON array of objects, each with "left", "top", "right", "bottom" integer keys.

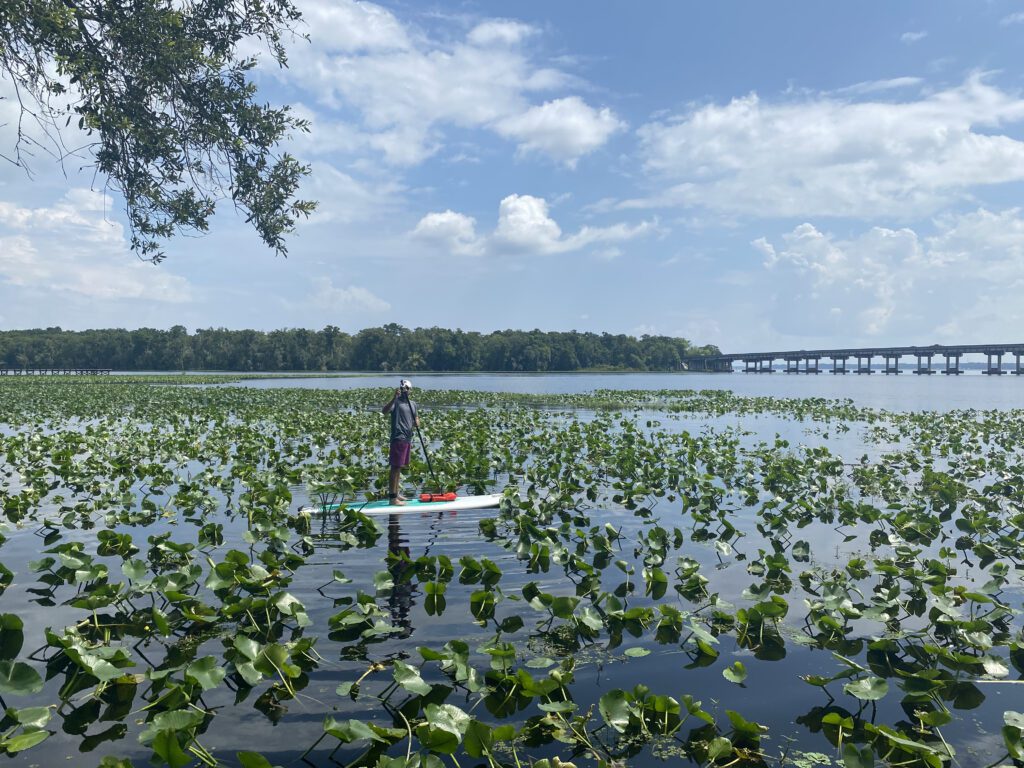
[{"left": 415, "top": 422, "right": 442, "bottom": 492}]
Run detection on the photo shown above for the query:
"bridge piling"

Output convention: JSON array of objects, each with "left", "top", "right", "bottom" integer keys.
[
  {"left": 883, "top": 354, "right": 901, "bottom": 374},
  {"left": 983, "top": 351, "right": 1005, "bottom": 375},
  {"left": 831, "top": 356, "right": 848, "bottom": 374},
  {"left": 914, "top": 354, "right": 935, "bottom": 375}
]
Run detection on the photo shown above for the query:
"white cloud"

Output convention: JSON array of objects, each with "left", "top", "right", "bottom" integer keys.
[
  {"left": 631, "top": 75, "right": 1024, "bottom": 220},
  {"left": 492, "top": 194, "right": 563, "bottom": 250},
  {"left": 310, "top": 276, "right": 390, "bottom": 312},
  {"left": 288, "top": 105, "right": 369, "bottom": 157},
  {"left": 752, "top": 208, "right": 1024, "bottom": 342},
  {"left": 834, "top": 76, "right": 923, "bottom": 96},
  {"left": 494, "top": 194, "right": 653, "bottom": 254},
  {"left": 0, "top": 189, "right": 191, "bottom": 302},
  {"left": 410, "top": 194, "right": 654, "bottom": 257},
  {"left": 754, "top": 224, "right": 908, "bottom": 338},
  {"left": 924, "top": 207, "right": 1024, "bottom": 281},
  {"left": 301, "top": 161, "right": 405, "bottom": 224},
  {"left": 277, "top": 0, "right": 615, "bottom": 166},
  {"left": 594, "top": 246, "right": 622, "bottom": 261},
  {"left": 467, "top": 20, "right": 536, "bottom": 47},
  {"left": 0, "top": 236, "right": 50, "bottom": 285},
  {"left": 900, "top": 30, "right": 928, "bottom": 43},
  {"left": 411, "top": 210, "right": 482, "bottom": 255},
  {"left": 1000, "top": 11, "right": 1024, "bottom": 25},
  {"left": 494, "top": 97, "right": 625, "bottom": 166},
  {"left": 300, "top": 0, "right": 410, "bottom": 52}
]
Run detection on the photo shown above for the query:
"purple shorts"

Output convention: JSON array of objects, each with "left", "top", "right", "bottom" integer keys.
[{"left": 389, "top": 440, "right": 412, "bottom": 468}]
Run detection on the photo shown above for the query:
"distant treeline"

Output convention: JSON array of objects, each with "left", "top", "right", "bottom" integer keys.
[{"left": 0, "top": 325, "right": 719, "bottom": 372}]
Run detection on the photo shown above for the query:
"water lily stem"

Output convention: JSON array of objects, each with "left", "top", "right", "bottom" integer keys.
[
  {"left": 299, "top": 733, "right": 326, "bottom": 760},
  {"left": 398, "top": 709, "right": 413, "bottom": 761}
]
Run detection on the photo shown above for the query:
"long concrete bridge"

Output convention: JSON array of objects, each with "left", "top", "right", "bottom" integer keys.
[{"left": 681, "top": 344, "right": 1024, "bottom": 375}]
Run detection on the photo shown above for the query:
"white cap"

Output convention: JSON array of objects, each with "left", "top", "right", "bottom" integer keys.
[{"left": 400, "top": 379, "right": 412, "bottom": 389}]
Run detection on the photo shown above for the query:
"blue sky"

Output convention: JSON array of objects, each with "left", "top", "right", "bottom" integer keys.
[{"left": 3, "top": 1, "right": 1024, "bottom": 351}]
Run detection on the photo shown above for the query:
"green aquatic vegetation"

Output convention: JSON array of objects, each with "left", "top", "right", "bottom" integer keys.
[
  {"left": 2, "top": 379, "right": 1024, "bottom": 766},
  {"left": 0, "top": 705, "right": 51, "bottom": 755}
]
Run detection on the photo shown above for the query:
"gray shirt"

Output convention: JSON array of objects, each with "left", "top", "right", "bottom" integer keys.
[{"left": 390, "top": 396, "right": 417, "bottom": 442}]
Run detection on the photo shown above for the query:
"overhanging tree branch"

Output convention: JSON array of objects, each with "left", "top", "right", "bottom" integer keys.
[{"left": 0, "top": 0, "right": 316, "bottom": 262}]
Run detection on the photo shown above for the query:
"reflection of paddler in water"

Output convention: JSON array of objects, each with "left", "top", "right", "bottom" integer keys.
[
  {"left": 386, "top": 513, "right": 415, "bottom": 638},
  {"left": 385, "top": 510, "right": 448, "bottom": 638}
]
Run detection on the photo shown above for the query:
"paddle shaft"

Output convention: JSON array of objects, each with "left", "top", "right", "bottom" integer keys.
[{"left": 415, "top": 423, "right": 442, "bottom": 491}]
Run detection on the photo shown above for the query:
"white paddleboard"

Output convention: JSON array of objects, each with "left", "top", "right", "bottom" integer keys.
[{"left": 304, "top": 493, "right": 503, "bottom": 515}]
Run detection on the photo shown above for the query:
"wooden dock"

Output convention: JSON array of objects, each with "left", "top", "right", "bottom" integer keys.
[{"left": 0, "top": 368, "right": 112, "bottom": 376}]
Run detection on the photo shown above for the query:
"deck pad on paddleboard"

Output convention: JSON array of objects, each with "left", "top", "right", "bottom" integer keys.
[{"left": 308, "top": 493, "right": 502, "bottom": 514}]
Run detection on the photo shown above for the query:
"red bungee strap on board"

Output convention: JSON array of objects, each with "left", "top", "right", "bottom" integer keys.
[{"left": 420, "top": 492, "right": 457, "bottom": 502}]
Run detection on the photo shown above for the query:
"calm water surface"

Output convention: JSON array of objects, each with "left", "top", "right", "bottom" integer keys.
[
  {"left": 226, "top": 370, "right": 1024, "bottom": 411},
  {"left": 5, "top": 373, "right": 1022, "bottom": 766}
]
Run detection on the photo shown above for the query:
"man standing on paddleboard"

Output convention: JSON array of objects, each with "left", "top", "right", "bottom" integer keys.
[{"left": 382, "top": 379, "right": 419, "bottom": 505}]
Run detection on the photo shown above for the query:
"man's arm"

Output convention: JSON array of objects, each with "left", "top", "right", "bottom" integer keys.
[{"left": 382, "top": 388, "right": 400, "bottom": 414}]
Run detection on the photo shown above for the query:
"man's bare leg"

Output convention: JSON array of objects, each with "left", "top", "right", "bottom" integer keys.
[{"left": 389, "top": 466, "right": 406, "bottom": 505}]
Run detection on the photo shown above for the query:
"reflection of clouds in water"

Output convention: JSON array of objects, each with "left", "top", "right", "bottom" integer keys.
[{"left": 941, "top": 712, "right": 1011, "bottom": 762}]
